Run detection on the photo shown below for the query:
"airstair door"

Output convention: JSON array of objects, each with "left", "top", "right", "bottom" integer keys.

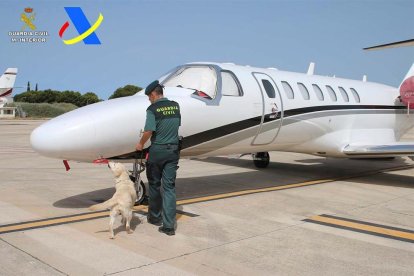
[{"left": 251, "top": 73, "right": 283, "bottom": 145}]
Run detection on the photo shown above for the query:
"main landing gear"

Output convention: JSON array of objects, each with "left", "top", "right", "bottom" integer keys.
[
  {"left": 130, "top": 159, "right": 147, "bottom": 205},
  {"left": 252, "top": 152, "right": 270, "bottom": 168}
]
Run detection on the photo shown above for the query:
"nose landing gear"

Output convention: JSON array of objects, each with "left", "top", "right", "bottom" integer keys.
[
  {"left": 252, "top": 152, "right": 270, "bottom": 168},
  {"left": 130, "top": 159, "right": 147, "bottom": 205}
]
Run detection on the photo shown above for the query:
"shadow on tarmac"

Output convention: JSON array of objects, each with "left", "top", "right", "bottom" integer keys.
[
  {"left": 94, "top": 215, "right": 142, "bottom": 238},
  {"left": 53, "top": 156, "right": 414, "bottom": 209}
]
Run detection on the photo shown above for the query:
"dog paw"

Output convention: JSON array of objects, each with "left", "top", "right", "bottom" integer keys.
[{"left": 127, "top": 229, "right": 133, "bottom": 234}]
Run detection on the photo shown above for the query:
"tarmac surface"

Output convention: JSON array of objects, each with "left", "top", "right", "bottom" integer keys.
[{"left": 1, "top": 119, "right": 414, "bottom": 275}]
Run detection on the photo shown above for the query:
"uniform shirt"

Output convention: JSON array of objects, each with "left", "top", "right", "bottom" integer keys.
[{"left": 144, "top": 97, "right": 181, "bottom": 145}]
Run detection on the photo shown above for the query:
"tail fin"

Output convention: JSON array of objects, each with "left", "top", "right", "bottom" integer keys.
[
  {"left": 0, "top": 68, "right": 18, "bottom": 97},
  {"left": 89, "top": 197, "right": 117, "bottom": 211},
  {"left": 363, "top": 39, "right": 414, "bottom": 108},
  {"left": 399, "top": 63, "right": 414, "bottom": 109},
  {"left": 400, "top": 63, "right": 414, "bottom": 88}
]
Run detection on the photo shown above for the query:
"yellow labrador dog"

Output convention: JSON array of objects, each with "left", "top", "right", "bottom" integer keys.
[{"left": 89, "top": 162, "right": 137, "bottom": 239}]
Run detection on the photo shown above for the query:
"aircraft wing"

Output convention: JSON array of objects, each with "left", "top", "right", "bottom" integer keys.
[
  {"left": 363, "top": 39, "right": 414, "bottom": 51},
  {"left": 343, "top": 142, "right": 414, "bottom": 157}
]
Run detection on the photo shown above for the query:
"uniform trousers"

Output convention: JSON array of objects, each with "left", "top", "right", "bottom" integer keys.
[{"left": 146, "top": 144, "right": 179, "bottom": 229}]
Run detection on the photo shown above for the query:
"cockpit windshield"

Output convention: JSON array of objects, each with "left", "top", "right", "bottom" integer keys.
[{"left": 162, "top": 66, "right": 218, "bottom": 99}]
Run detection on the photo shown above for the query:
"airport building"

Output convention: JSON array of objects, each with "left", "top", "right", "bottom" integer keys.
[{"left": 0, "top": 106, "right": 16, "bottom": 118}]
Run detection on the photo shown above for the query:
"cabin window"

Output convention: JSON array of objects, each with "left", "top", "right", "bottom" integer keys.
[
  {"left": 350, "top": 88, "right": 361, "bottom": 103},
  {"left": 163, "top": 66, "right": 217, "bottom": 99},
  {"left": 338, "top": 87, "right": 349, "bottom": 102},
  {"left": 281, "top": 81, "right": 294, "bottom": 99},
  {"left": 261, "top": 80, "right": 276, "bottom": 98},
  {"left": 297, "top": 82, "right": 310, "bottom": 100},
  {"left": 222, "top": 71, "right": 243, "bottom": 96},
  {"left": 312, "top": 84, "right": 324, "bottom": 101},
  {"left": 325, "top": 85, "right": 338, "bottom": 102}
]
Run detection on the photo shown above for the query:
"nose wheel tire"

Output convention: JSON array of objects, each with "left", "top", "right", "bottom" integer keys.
[
  {"left": 253, "top": 152, "right": 270, "bottom": 168},
  {"left": 129, "top": 175, "right": 146, "bottom": 205}
]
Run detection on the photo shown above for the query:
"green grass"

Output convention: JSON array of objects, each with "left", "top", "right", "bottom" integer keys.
[{"left": 8, "top": 102, "right": 78, "bottom": 118}]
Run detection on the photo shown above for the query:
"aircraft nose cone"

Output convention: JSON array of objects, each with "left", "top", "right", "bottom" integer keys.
[
  {"left": 30, "top": 125, "right": 47, "bottom": 154},
  {"left": 30, "top": 111, "right": 96, "bottom": 160}
]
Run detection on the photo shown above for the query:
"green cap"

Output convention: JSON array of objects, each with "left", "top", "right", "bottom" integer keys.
[{"left": 145, "top": 80, "right": 160, "bottom": 95}]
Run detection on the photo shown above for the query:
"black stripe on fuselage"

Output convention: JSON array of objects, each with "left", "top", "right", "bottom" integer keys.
[
  {"left": 108, "top": 105, "right": 406, "bottom": 160},
  {"left": 182, "top": 105, "right": 406, "bottom": 149}
]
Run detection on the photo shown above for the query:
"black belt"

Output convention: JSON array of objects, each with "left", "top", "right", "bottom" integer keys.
[{"left": 152, "top": 144, "right": 178, "bottom": 149}]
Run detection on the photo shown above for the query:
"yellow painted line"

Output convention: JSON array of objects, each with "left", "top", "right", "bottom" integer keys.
[
  {"left": 306, "top": 215, "right": 414, "bottom": 242},
  {"left": 176, "top": 178, "right": 335, "bottom": 205},
  {"left": 132, "top": 205, "right": 148, "bottom": 212},
  {"left": 132, "top": 205, "right": 191, "bottom": 221},
  {"left": 1, "top": 164, "right": 412, "bottom": 234},
  {"left": 0, "top": 205, "right": 189, "bottom": 234},
  {"left": 0, "top": 211, "right": 109, "bottom": 234},
  {"left": 177, "top": 164, "right": 414, "bottom": 206},
  {"left": 176, "top": 213, "right": 190, "bottom": 221}
]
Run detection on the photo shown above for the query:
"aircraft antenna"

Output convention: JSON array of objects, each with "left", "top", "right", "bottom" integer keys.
[{"left": 307, "top": 62, "right": 315, "bottom": 75}]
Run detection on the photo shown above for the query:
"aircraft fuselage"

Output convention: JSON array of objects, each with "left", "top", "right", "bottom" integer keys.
[{"left": 30, "top": 62, "right": 413, "bottom": 162}]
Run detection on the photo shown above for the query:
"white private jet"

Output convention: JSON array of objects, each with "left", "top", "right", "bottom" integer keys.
[
  {"left": 0, "top": 68, "right": 18, "bottom": 108},
  {"left": 30, "top": 40, "right": 414, "bottom": 203}
]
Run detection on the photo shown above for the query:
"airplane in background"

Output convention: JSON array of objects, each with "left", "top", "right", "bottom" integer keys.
[
  {"left": 30, "top": 39, "right": 414, "bottom": 204},
  {"left": 0, "top": 68, "right": 18, "bottom": 108}
]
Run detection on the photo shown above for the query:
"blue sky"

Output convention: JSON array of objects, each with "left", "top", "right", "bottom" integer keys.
[{"left": 1, "top": 0, "right": 413, "bottom": 100}]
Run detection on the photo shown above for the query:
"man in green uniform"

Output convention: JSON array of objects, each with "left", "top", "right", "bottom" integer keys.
[{"left": 136, "top": 80, "right": 181, "bottom": 236}]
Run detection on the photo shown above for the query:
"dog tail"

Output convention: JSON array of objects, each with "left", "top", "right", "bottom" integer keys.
[{"left": 89, "top": 197, "right": 117, "bottom": 211}]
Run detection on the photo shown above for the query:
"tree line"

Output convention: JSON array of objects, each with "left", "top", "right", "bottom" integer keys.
[
  {"left": 14, "top": 90, "right": 101, "bottom": 107},
  {"left": 13, "top": 85, "right": 143, "bottom": 107}
]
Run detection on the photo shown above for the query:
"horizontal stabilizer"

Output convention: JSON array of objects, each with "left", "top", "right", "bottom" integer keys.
[{"left": 343, "top": 142, "right": 414, "bottom": 157}]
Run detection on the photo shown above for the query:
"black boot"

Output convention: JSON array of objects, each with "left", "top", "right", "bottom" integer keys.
[
  {"left": 147, "top": 216, "right": 162, "bottom": 226},
  {"left": 158, "top": 226, "right": 175, "bottom": 236}
]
